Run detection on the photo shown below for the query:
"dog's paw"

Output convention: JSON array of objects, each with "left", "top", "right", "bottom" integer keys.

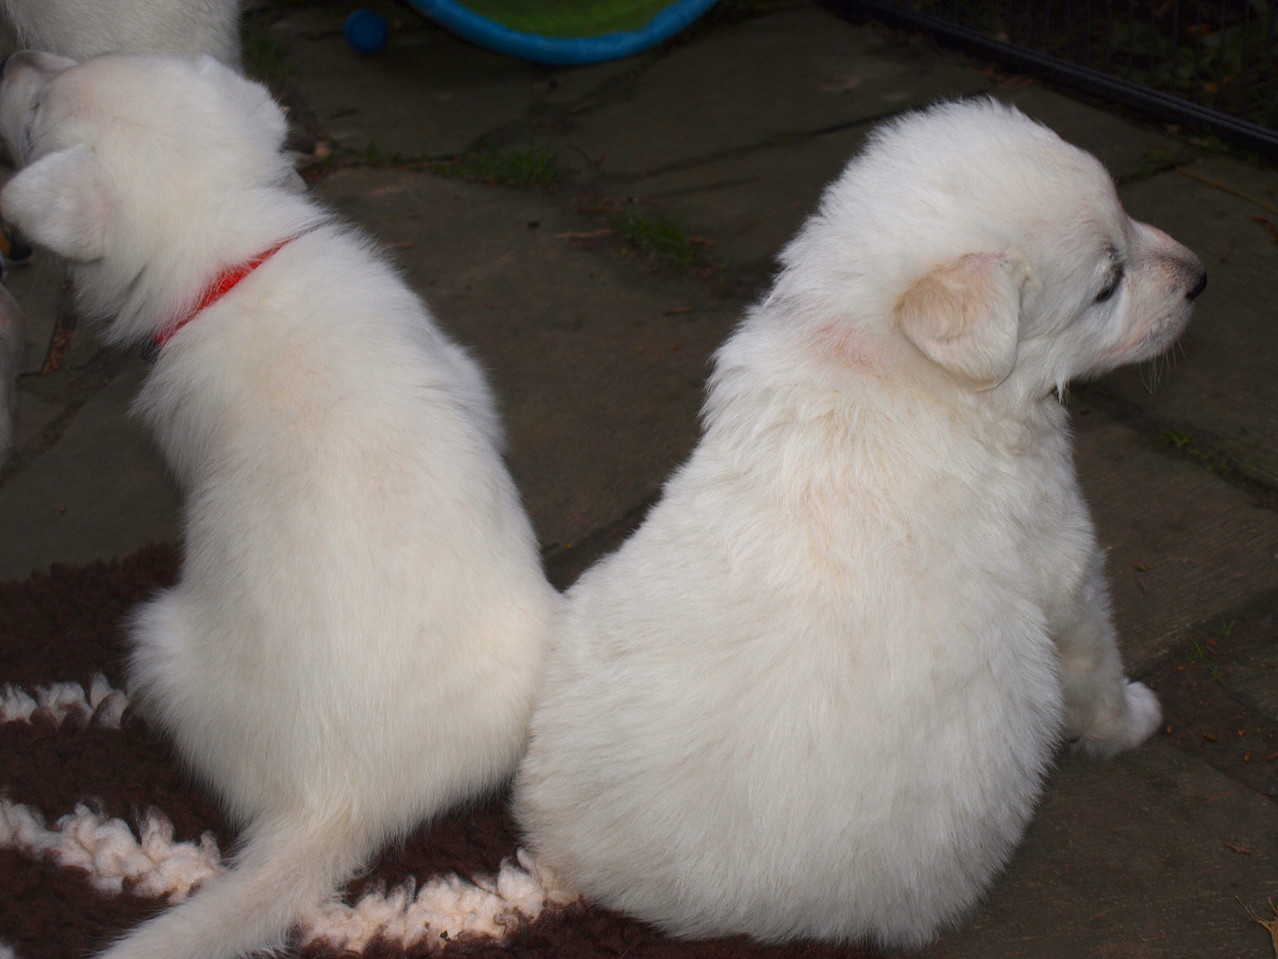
[{"left": 1076, "top": 681, "right": 1162, "bottom": 758}]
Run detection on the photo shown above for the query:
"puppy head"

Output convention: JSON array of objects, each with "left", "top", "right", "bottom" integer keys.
[
  {"left": 779, "top": 99, "right": 1205, "bottom": 397},
  {"left": 0, "top": 51, "right": 292, "bottom": 265}
]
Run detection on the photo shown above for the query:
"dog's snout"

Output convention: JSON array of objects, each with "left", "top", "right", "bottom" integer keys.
[{"left": 1186, "top": 269, "right": 1208, "bottom": 302}]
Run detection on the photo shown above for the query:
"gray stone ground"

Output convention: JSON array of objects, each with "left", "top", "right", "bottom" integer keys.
[{"left": 1, "top": 1, "right": 1276, "bottom": 955}]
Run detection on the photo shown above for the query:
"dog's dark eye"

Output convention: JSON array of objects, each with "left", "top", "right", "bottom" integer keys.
[{"left": 1094, "top": 266, "right": 1124, "bottom": 304}]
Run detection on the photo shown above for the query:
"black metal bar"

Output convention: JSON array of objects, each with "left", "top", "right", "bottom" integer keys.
[
  {"left": 1269, "top": 0, "right": 1278, "bottom": 126},
  {"left": 820, "top": 0, "right": 1278, "bottom": 158}
]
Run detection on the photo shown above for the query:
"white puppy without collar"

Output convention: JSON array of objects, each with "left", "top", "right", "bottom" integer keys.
[
  {"left": 514, "top": 99, "right": 1205, "bottom": 950},
  {"left": 0, "top": 0, "right": 241, "bottom": 65}
]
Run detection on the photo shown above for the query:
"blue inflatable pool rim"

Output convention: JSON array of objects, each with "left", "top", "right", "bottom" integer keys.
[{"left": 406, "top": 0, "right": 721, "bottom": 65}]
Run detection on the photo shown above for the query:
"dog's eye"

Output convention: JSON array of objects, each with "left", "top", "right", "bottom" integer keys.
[{"left": 1094, "top": 266, "right": 1124, "bottom": 304}]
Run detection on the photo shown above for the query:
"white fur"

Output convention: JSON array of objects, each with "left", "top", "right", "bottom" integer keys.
[
  {"left": 0, "top": 52, "right": 558, "bottom": 959},
  {"left": 0, "top": 0, "right": 240, "bottom": 65},
  {"left": 514, "top": 99, "right": 1205, "bottom": 949}
]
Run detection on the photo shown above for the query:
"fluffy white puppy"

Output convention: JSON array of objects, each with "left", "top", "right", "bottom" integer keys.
[
  {"left": 514, "top": 99, "right": 1206, "bottom": 950},
  {"left": 0, "top": 0, "right": 240, "bottom": 64},
  {"left": 0, "top": 52, "right": 557, "bottom": 959}
]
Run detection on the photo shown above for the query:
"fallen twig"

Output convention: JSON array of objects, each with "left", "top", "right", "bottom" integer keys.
[{"left": 1239, "top": 897, "right": 1278, "bottom": 958}]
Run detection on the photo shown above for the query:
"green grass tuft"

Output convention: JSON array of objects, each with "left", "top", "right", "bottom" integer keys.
[
  {"left": 438, "top": 144, "right": 560, "bottom": 190},
  {"left": 607, "top": 205, "right": 705, "bottom": 269}
]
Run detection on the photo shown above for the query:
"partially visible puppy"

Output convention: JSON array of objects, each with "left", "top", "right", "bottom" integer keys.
[
  {"left": 0, "top": 0, "right": 241, "bottom": 463},
  {"left": 514, "top": 99, "right": 1206, "bottom": 950},
  {"left": 0, "top": 52, "right": 557, "bottom": 959},
  {"left": 0, "top": 0, "right": 241, "bottom": 64}
]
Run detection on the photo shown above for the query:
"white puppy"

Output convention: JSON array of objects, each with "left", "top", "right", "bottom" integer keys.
[
  {"left": 0, "top": 0, "right": 240, "bottom": 64},
  {"left": 0, "top": 52, "right": 557, "bottom": 959},
  {"left": 514, "top": 99, "right": 1206, "bottom": 950}
]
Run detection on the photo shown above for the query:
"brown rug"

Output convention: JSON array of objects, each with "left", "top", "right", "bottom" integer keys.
[{"left": 0, "top": 544, "right": 879, "bottom": 959}]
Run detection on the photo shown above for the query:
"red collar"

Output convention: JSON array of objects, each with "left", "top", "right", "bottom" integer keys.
[{"left": 149, "top": 237, "right": 295, "bottom": 353}]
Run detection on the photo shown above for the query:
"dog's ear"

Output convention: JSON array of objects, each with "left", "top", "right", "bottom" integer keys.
[
  {"left": 893, "top": 252, "right": 1027, "bottom": 390},
  {"left": 0, "top": 146, "right": 113, "bottom": 261}
]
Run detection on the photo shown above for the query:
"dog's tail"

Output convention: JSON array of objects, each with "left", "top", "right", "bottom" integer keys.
[{"left": 96, "top": 813, "right": 372, "bottom": 959}]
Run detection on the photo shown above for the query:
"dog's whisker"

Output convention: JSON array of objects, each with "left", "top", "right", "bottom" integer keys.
[{"left": 1139, "top": 360, "right": 1161, "bottom": 394}]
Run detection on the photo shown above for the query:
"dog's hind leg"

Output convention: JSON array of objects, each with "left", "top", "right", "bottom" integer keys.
[
  {"left": 95, "top": 813, "right": 375, "bottom": 959},
  {"left": 1051, "top": 549, "right": 1162, "bottom": 758}
]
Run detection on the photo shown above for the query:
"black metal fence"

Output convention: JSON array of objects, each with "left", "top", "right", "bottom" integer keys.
[{"left": 824, "top": 0, "right": 1278, "bottom": 157}]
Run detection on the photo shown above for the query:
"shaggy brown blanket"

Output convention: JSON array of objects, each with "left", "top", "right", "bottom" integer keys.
[{"left": 0, "top": 545, "right": 878, "bottom": 959}]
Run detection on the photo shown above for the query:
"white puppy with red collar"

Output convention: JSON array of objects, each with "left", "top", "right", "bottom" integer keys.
[
  {"left": 0, "top": 52, "right": 557, "bottom": 959},
  {"left": 514, "top": 99, "right": 1206, "bottom": 950}
]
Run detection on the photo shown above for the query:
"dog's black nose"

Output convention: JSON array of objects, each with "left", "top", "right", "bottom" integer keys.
[{"left": 1187, "top": 270, "right": 1208, "bottom": 302}]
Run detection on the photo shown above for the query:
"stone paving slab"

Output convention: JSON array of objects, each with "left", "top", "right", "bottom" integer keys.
[
  {"left": 563, "top": 6, "right": 993, "bottom": 180},
  {"left": 1, "top": 257, "right": 102, "bottom": 457},
  {"left": 0, "top": 356, "right": 178, "bottom": 581},
  {"left": 909, "top": 738, "right": 1278, "bottom": 959},
  {"left": 612, "top": 82, "right": 1194, "bottom": 279},
  {"left": 271, "top": 0, "right": 637, "bottom": 160},
  {"left": 272, "top": 1, "right": 538, "bottom": 159},
  {"left": 630, "top": 124, "right": 865, "bottom": 272},
  {"left": 8, "top": 377, "right": 65, "bottom": 455},
  {"left": 1074, "top": 416, "right": 1278, "bottom": 671},
  {"left": 2, "top": 255, "right": 64, "bottom": 377},
  {"left": 1098, "top": 159, "right": 1278, "bottom": 488},
  {"left": 314, "top": 165, "right": 740, "bottom": 549},
  {"left": 1221, "top": 643, "right": 1278, "bottom": 719}
]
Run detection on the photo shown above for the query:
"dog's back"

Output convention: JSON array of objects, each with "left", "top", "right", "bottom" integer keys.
[
  {"left": 516, "top": 314, "right": 1070, "bottom": 948},
  {"left": 130, "top": 223, "right": 553, "bottom": 829}
]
